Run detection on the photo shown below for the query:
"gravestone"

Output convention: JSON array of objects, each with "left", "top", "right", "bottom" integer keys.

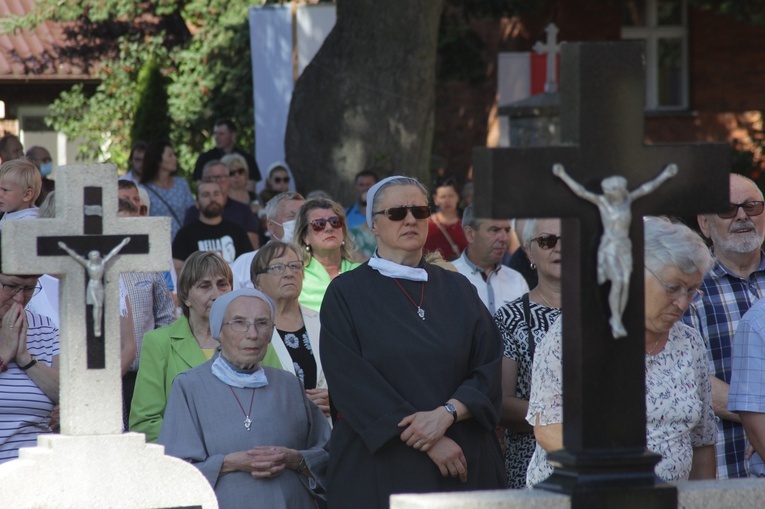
[
  {"left": 474, "top": 41, "right": 729, "bottom": 506},
  {"left": 0, "top": 164, "right": 217, "bottom": 508}
]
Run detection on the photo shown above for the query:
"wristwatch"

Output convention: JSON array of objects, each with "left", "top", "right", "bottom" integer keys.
[
  {"left": 18, "top": 355, "right": 37, "bottom": 371},
  {"left": 296, "top": 457, "right": 308, "bottom": 474},
  {"left": 444, "top": 403, "right": 458, "bottom": 423}
]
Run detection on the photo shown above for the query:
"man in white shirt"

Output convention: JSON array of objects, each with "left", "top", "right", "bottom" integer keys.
[{"left": 452, "top": 204, "right": 528, "bottom": 314}]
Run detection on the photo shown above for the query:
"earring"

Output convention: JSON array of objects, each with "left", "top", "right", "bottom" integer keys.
[
  {"left": 305, "top": 244, "right": 311, "bottom": 252},
  {"left": 341, "top": 240, "right": 345, "bottom": 246},
  {"left": 530, "top": 262, "right": 537, "bottom": 270}
]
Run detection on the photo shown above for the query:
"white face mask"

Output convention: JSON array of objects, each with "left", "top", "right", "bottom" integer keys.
[
  {"left": 40, "top": 162, "right": 53, "bottom": 177},
  {"left": 279, "top": 219, "right": 296, "bottom": 243}
]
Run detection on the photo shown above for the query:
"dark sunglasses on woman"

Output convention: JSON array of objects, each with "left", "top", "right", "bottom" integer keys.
[
  {"left": 372, "top": 205, "right": 431, "bottom": 221},
  {"left": 532, "top": 234, "right": 560, "bottom": 250}
]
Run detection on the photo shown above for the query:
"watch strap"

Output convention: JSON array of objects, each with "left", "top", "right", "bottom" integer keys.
[{"left": 18, "top": 356, "right": 37, "bottom": 371}]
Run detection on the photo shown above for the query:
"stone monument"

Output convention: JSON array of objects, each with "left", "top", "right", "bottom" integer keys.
[{"left": 0, "top": 164, "right": 217, "bottom": 508}]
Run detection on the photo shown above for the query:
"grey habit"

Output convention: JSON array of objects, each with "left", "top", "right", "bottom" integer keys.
[{"left": 158, "top": 362, "right": 330, "bottom": 509}]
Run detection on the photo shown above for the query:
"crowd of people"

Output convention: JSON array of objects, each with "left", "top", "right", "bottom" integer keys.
[{"left": 2, "top": 125, "right": 765, "bottom": 507}]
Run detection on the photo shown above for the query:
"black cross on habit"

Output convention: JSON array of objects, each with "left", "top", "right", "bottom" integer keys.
[
  {"left": 37, "top": 187, "right": 149, "bottom": 369},
  {"left": 474, "top": 41, "right": 729, "bottom": 506}
]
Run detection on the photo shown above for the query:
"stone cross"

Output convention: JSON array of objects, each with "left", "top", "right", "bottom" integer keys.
[
  {"left": 533, "top": 23, "right": 560, "bottom": 93},
  {"left": 473, "top": 41, "right": 729, "bottom": 507},
  {"left": 2, "top": 164, "right": 171, "bottom": 435}
]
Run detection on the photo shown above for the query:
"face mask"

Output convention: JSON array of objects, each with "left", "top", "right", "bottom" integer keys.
[
  {"left": 40, "top": 162, "right": 53, "bottom": 177},
  {"left": 279, "top": 219, "right": 296, "bottom": 243}
]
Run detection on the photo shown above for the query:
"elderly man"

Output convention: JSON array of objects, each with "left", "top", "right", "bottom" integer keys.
[
  {"left": 683, "top": 173, "right": 765, "bottom": 479},
  {"left": 192, "top": 119, "right": 261, "bottom": 187},
  {"left": 173, "top": 180, "right": 252, "bottom": 273},
  {"left": 452, "top": 204, "right": 528, "bottom": 315},
  {"left": 183, "top": 160, "right": 261, "bottom": 250},
  {"left": 231, "top": 191, "right": 305, "bottom": 289}
]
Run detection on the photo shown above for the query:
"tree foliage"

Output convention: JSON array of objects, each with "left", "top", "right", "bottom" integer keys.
[{"left": 130, "top": 59, "right": 171, "bottom": 148}]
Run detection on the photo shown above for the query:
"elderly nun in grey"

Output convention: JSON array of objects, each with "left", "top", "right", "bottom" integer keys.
[{"left": 158, "top": 288, "right": 330, "bottom": 509}]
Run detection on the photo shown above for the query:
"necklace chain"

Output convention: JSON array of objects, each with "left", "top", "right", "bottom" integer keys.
[
  {"left": 393, "top": 279, "right": 426, "bottom": 320},
  {"left": 536, "top": 291, "right": 555, "bottom": 308},
  {"left": 228, "top": 385, "right": 256, "bottom": 431},
  {"left": 645, "top": 332, "right": 668, "bottom": 367}
]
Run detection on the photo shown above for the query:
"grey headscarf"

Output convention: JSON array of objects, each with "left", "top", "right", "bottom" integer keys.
[
  {"left": 366, "top": 175, "right": 404, "bottom": 229},
  {"left": 209, "top": 288, "right": 275, "bottom": 340}
]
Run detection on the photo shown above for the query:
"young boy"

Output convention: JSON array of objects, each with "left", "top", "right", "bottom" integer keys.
[{"left": 0, "top": 158, "right": 42, "bottom": 229}]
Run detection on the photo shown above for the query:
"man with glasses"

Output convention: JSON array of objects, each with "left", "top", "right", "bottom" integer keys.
[
  {"left": 452, "top": 204, "right": 528, "bottom": 315},
  {"left": 683, "top": 173, "right": 765, "bottom": 479},
  {"left": 183, "top": 160, "right": 261, "bottom": 250}
]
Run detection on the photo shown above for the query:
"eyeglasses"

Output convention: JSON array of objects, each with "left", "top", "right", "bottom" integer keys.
[
  {"left": 645, "top": 267, "right": 703, "bottom": 302},
  {"left": 206, "top": 174, "right": 229, "bottom": 181},
  {"left": 531, "top": 234, "right": 560, "bottom": 250},
  {"left": 372, "top": 205, "right": 431, "bottom": 221},
  {"left": 259, "top": 261, "right": 304, "bottom": 275},
  {"left": 717, "top": 201, "right": 765, "bottom": 219},
  {"left": 229, "top": 168, "right": 246, "bottom": 176},
  {"left": 309, "top": 216, "right": 344, "bottom": 232},
  {"left": 223, "top": 318, "right": 273, "bottom": 334},
  {"left": 0, "top": 281, "right": 42, "bottom": 298},
  {"left": 272, "top": 176, "right": 290, "bottom": 184}
]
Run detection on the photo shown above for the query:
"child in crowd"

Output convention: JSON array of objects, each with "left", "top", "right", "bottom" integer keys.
[{"left": 0, "top": 158, "right": 42, "bottom": 229}]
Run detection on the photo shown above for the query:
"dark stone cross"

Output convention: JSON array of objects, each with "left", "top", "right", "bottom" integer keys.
[
  {"left": 474, "top": 41, "right": 729, "bottom": 506},
  {"left": 1, "top": 164, "right": 171, "bottom": 434}
]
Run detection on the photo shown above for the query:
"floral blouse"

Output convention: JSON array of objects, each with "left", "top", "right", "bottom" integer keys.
[{"left": 525, "top": 318, "right": 716, "bottom": 487}]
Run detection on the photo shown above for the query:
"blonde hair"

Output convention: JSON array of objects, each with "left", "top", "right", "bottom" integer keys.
[{"left": 0, "top": 158, "right": 42, "bottom": 203}]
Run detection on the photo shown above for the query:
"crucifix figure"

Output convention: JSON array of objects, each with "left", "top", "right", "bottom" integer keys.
[
  {"left": 553, "top": 162, "right": 677, "bottom": 337},
  {"left": 57, "top": 237, "right": 131, "bottom": 338},
  {"left": 473, "top": 41, "right": 729, "bottom": 507},
  {"left": 533, "top": 23, "right": 560, "bottom": 93}
]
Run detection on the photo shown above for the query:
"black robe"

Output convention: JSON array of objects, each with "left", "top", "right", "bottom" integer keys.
[{"left": 320, "top": 262, "right": 505, "bottom": 509}]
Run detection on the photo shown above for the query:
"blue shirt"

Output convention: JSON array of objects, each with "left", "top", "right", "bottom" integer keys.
[
  {"left": 345, "top": 202, "right": 366, "bottom": 229},
  {"left": 683, "top": 252, "right": 765, "bottom": 478}
]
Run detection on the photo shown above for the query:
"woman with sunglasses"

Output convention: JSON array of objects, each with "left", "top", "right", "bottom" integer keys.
[
  {"left": 293, "top": 198, "right": 360, "bottom": 312},
  {"left": 526, "top": 217, "right": 716, "bottom": 486},
  {"left": 493, "top": 218, "right": 561, "bottom": 488},
  {"left": 320, "top": 176, "right": 505, "bottom": 508},
  {"left": 221, "top": 153, "right": 256, "bottom": 207},
  {"left": 251, "top": 241, "right": 329, "bottom": 418}
]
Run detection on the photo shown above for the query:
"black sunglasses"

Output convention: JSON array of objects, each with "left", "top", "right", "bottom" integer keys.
[
  {"left": 309, "top": 216, "right": 344, "bottom": 232},
  {"left": 532, "top": 234, "right": 560, "bottom": 250},
  {"left": 718, "top": 201, "right": 765, "bottom": 219},
  {"left": 272, "top": 176, "right": 291, "bottom": 184},
  {"left": 372, "top": 205, "right": 431, "bottom": 221}
]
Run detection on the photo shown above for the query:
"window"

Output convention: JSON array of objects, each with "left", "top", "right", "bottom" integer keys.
[{"left": 622, "top": 0, "right": 688, "bottom": 110}]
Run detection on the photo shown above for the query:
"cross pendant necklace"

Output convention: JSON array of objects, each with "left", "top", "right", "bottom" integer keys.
[
  {"left": 228, "top": 385, "right": 256, "bottom": 431},
  {"left": 393, "top": 279, "right": 425, "bottom": 320}
]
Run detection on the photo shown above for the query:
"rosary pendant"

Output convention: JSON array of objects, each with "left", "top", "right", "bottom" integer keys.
[
  {"left": 417, "top": 307, "right": 425, "bottom": 320},
  {"left": 244, "top": 416, "right": 252, "bottom": 431}
]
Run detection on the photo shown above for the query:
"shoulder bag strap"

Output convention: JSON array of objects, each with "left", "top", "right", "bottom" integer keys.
[
  {"left": 431, "top": 214, "right": 461, "bottom": 258},
  {"left": 144, "top": 183, "right": 183, "bottom": 227},
  {"left": 522, "top": 292, "right": 535, "bottom": 361}
]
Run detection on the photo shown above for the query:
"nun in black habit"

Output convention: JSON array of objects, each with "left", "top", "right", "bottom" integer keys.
[{"left": 320, "top": 176, "right": 506, "bottom": 508}]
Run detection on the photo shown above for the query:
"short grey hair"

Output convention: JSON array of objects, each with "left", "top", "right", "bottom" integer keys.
[
  {"left": 202, "top": 159, "right": 226, "bottom": 176},
  {"left": 461, "top": 203, "right": 480, "bottom": 230},
  {"left": 370, "top": 177, "right": 428, "bottom": 219},
  {"left": 520, "top": 218, "right": 541, "bottom": 247},
  {"left": 264, "top": 191, "right": 305, "bottom": 220},
  {"left": 644, "top": 216, "right": 713, "bottom": 275},
  {"left": 38, "top": 190, "right": 56, "bottom": 218}
]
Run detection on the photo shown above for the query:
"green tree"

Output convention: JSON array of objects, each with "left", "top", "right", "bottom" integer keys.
[{"left": 131, "top": 59, "right": 171, "bottom": 147}]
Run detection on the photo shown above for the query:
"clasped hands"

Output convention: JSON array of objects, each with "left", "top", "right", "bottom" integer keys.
[
  {"left": 224, "top": 446, "right": 304, "bottom": 479},
  {"left": 398, "top": 407, "right": 467, "bottom": 482},
  {"left": 0, "top": 302, "right": 29, "bottom": 366}
]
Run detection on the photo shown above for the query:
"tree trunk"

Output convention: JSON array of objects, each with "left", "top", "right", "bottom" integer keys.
[{"left": 285, "top": 0, "right": 444, "bottom": 204}]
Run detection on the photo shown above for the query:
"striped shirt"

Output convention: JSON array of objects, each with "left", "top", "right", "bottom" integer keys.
[
  {"left": 682, "top": 254, "right": 765, "bottom": 479},
  {"left": 0, "top": 311, "right": 59, "bottom": 464}
]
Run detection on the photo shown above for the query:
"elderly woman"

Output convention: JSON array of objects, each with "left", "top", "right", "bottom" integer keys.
[
  {"left": 140, "top": 140, "right": 195, "bottom": 240},
  {"left": 129, "top": 252, "right": 236, "bottom": 442},
  {"left": 0, "top": 261, "right": 59, "bottom": 463},
  {"left": 320, "top": 176, "right": 505, "bottom": 508},
  {"left": 258, "top": 163, "right": 292, "bottom": 208},
  {"left": 494, "top": 218, "right": 561, "bottom": 488},
  {"left": 526, "top": 216, "right": 716, "bottom": 486},
  {"left": 158, "top": 288, "right": 330, "bottom": 509},
  {"left": 251, "top": 241, "right": 329, "bottom": 417},
  {"left": 293, "top": 198, "right": 360, "bottom": 311}
]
